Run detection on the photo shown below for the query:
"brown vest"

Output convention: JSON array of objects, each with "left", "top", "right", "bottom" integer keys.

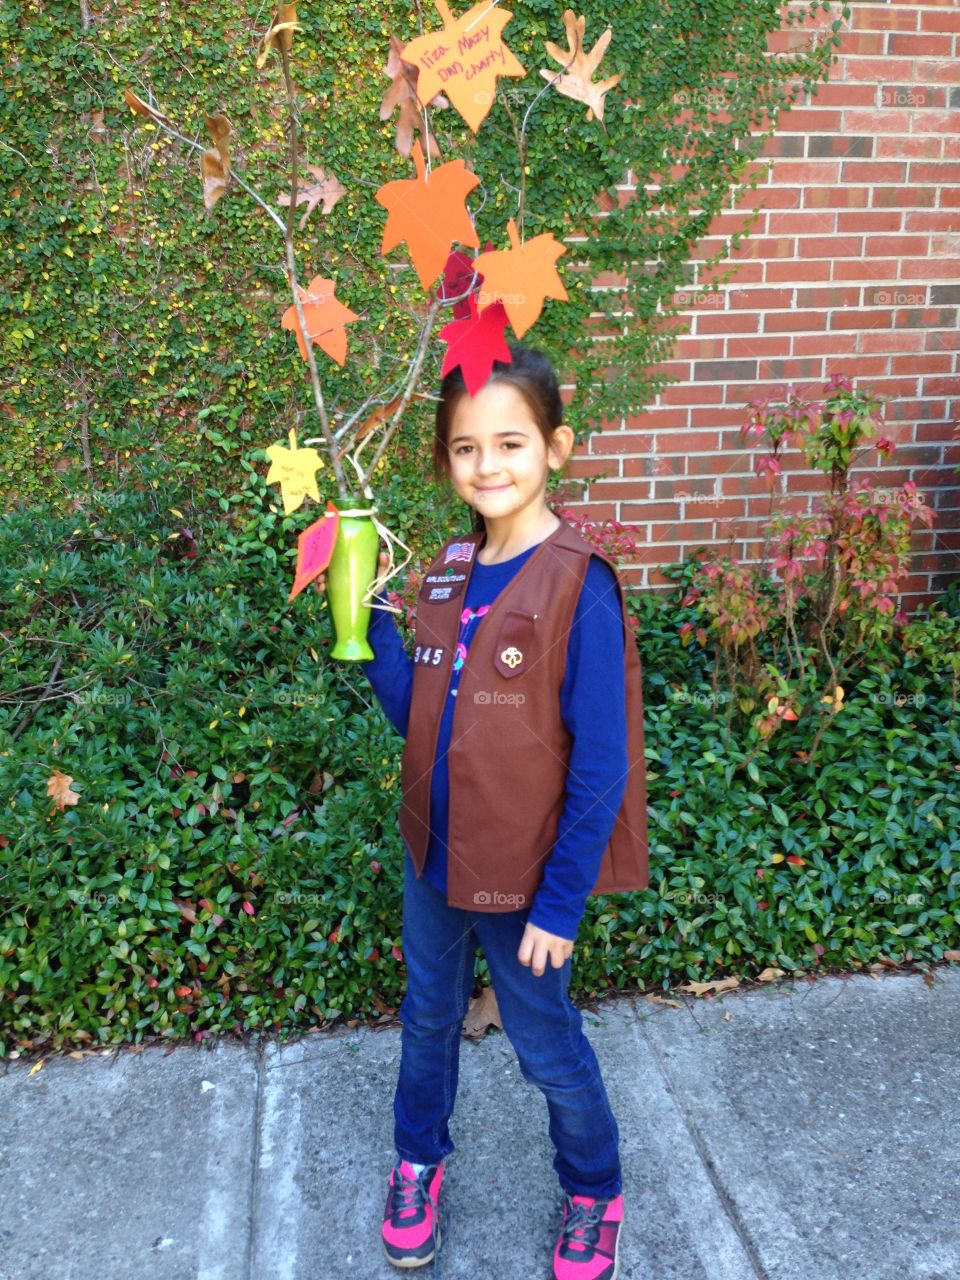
[{"left": 399, "top": 518, "right": 649, "bottom": 912}]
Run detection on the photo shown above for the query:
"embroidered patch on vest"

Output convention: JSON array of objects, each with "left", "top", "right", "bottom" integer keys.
[
  {"left": 444, "top": 541, "right": 475, "bottom": 564},
  {"left": 425, "top": 571, "right": 467, "bottom": 584},
  {"left": 413, "top": 644, "right": 447, "bottom": 667}
]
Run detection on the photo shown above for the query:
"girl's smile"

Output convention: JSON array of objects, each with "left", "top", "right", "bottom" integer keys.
[{"left": 446, "top": 380, "right": 573, "bottom": 555}]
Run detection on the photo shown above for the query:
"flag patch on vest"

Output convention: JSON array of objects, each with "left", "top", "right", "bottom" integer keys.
[
  {"left": 413, "top": 644, "right": 446, "bottom": 667},
  {"left": 444, "top": 541, "right": 475, "bottom": 564}
]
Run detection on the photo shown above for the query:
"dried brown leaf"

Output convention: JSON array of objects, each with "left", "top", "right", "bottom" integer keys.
[
  {"left": 539, "top": 9, "right": 623, "bottom": 125},
  {"left": 462, "top": 985, "right": 502, "bottom": 1037}
]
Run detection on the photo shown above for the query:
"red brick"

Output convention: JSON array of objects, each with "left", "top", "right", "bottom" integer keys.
[
  {"left": 797, "top": 285, "right": 867, "bottom": 309},
  {"left": 899, "top": 257, "right": 960, "bottom": 279},
  {"left": 630, "top": 542, "right": 685, "bottom": 564},
  {"left": 905, "top": 210, "right": 960, "bottom": 231},
  {"left": 805, "top": 82, "right": 879, "bottom": 108},
  {"left": 804, "top": 186, "right": 870, "bottom": 208},
  {"left": 891, "top": 353, "right": 955, "bottom": 376},
  {"left": 767, "top": 210, "right": 838, "bottom": 234},
  {"left": 925, "top": 328, "right": 960, "bottom": 352},
  {"left": 876, "top": 135, "right": 942, "bottom": 159},
  {"left": 566, "top": 457, "right": 617, "bottom": 480},
  {"left": 725, "top": 336, "right": 785, "bottom": 357},
  {"left": 793, "top": 334, "right": 859, "bottom": 355},
  {"left": 865, "top": 234, "right": 932, "bottom": 256},
  {"left": 908, "top": 161, "right": 960, "bottom": 184},
  {"left": 758, "top": 357, "right": 826, "bottom": 381},
  {"left": 588, "top": 432, "right": 653, "bottom": 457},
  {"left": 650, "top": 520, "right": 719, "bottom": 542},
  {"left": 764, "top": 309, "right": 827, "bottom": 333},
  {"left": 842, "top": 72, "right": 915, "bottom": 96},
  {"left": 797, "top": 234, "right": 864, "bottom": 258},
  {"left": 922, "top": 9, "right": 960, "bottom": 32},
  {"left": 658, "top": 383, "right": 727, "bottom": 407},
  {"left": 771, "top": 160, "right": 841, "bottom": 184},
  {"left": 773, "top": 108, "right": 843, "bottom": 133},
  {"left": 921, "top": 375, "right": 960, "bottom": 396},
  {"left": 729, "top": 288, "right": 794, "bottom": 310},
  {"left": 768, "top": 259, "right": 831, "bottom": 282},
  {"left": 838, "top": 32, "right": 885, "bottom": 56},
  {"left": 837, "top": 210, "right": 904, "bottom": 232},
  {"left": 889, "top": 33, "right": 955, "bottom": 57},
  {"left": 615, "top": 501, "right": 684, "bottom": 522},
  {"left": 841, "top": 161, "right": 908, "bottom": 183},
  {"left": 911, "top": 111, "right": 960, "bottom": 135},
  {"left": 852, "top": 6, "right": 919, "bottom": 31},
  {"left": 873, "top": 186, "right": 937, "bottom": 207},
  {"left": 860, "top": 329, "right": 925, "bottom": 354},
  {"left": 625, "top": 409, "right": 688, "bottom": 431},
  {"left": 923, "top": 59, "right": 960, "bottom": 85},
  {"left": 931, "top": 233, "right": 960, "bottom": 256},
  {"left": 831, "top": 308, "right": 895, "bottom": 330},
  {"left": 695, "top": 312, "right": 761, "bottom": 336}
]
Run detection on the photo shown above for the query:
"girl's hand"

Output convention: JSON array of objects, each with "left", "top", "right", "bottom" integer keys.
[
  {"left": 312, "top": 549, "right": 390, "bottom": 596},
  {"left": 517, "top": 921, "right": 574, "bottom": 977}
]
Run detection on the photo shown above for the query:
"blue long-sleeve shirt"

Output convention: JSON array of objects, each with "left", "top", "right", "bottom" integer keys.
[{"left": 358, "top": 545, "right": 627, "bottom": 940}]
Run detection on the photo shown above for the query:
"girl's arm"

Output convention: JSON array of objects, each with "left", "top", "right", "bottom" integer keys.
[
  {"left": 357, "top": 593, "right": 414, "bottom": 739},
  {"left": 526, "top": 557, "right": 629, "bottom": 942}
]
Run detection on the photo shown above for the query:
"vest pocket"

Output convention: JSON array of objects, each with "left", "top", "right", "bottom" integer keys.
[{"left": 493, "top": 610, "right": 537, "bottom": 679}]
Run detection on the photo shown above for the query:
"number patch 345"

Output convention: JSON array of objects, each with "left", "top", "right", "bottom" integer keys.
[{"left": 414, "top": 645, "right": 446, "bottom": 667}]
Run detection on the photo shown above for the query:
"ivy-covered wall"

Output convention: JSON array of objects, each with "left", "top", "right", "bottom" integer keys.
[{"left": 2, "top": 0, "right": 845, "bottom": 557}]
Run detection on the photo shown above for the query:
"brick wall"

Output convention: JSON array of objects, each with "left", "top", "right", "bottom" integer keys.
[{"left": 566, "top": 1, "right": 960, "bottom": 611}]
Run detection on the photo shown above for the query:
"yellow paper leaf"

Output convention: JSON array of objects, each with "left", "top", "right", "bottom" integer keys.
[{"left": 265, "top": 428, "right": 324, "bottom": 514}]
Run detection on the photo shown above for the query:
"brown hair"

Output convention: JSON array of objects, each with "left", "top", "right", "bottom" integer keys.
[{"left": 432, "top": 345, "right": 567, "bottom": 534}]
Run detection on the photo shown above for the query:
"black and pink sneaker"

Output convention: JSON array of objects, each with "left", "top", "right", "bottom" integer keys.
[
  {"left": 381, "top": 1159, "right": 444, "bottom": 1269},
  {"left": 552, "top": 1190, "right": 623, "bottom": 1280}
]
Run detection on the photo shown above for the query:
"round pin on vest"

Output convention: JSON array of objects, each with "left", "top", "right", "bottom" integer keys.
[{"left": 500, "top": 646, "right": 523, "bottom": 668}]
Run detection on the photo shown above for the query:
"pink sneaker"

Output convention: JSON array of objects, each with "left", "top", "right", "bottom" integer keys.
[
  {"left": 552, "top": 1190, "right": 623, "bottom": 1280},
  {"left": 381, "top": 1159, "right": 444, "bottom": 1269}
]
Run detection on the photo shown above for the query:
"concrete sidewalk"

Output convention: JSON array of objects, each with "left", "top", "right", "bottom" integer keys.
[{"left": 1, "top": 967, "right": 958, "bottom": 1280}]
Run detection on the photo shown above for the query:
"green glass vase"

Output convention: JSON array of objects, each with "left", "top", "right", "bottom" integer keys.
[{"left": 326, "top": 499, "right": 380, "bottom": 661}]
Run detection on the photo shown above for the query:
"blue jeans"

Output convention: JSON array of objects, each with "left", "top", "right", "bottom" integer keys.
[{"left": 393, "top": 852, "right": 623, "bottom": 1199}]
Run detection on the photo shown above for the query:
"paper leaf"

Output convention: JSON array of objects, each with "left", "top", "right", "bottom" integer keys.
[
  {"left": 437, "top": 245, "right": 491, "bottom": 319},
  {"left": 289, "top": 502, "right": 340, "bottom": 601},
  {"left": 280, "top": 274, "right": 360, "bottom": 367},
  {"left": 380, "top": 33, "right": 449, "bottom": 159},
  {"left": 439, "top": 292, "right": 512, "bottom": 396},
  {"left": 400, "top": 0, "right": 526, "bottom": 134},
  {"left": 278, "top": 165, "right": 346, "bottom": 229},
  {"left": 375, "top": 139, "right": 479, "bottom": 289},
  {"left": 47, "top": 770, "right": 80, "bottom": 811},
  {"left": 265, "top": 428, "right": 324, "bottom": 514},
  {"left": 473, "top": 218, "right": 568, "bottom": 338},
  {"left": 539, "top": 9, "right": 623, "bottom": 125},
  {"left": 256, "top": 3, "right": 301, "bottom": 70},
  {"left": 201, "top": 113, "right": 232, "bottom": 211}
]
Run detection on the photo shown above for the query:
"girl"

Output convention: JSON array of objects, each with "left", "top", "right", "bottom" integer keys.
[{"left": 315, "top": 345, "right": 648, "bottom": 1280}]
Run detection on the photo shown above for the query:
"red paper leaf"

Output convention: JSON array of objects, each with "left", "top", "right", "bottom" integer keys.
[
  {"left": 439, "top": 292, "right": 512, "bottom": 396},
  {"left": 288, "top": 502, "right": 341, "bottom": 602}
]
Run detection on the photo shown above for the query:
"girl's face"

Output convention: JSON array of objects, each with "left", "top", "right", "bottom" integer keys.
[{"left": 445, "top": 379, "right": 570, "bottom": 522}]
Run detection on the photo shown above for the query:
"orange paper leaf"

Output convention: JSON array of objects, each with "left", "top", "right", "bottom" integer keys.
[
  {"left": 473, "top": 218, "right": 568, "bottom": 338},
  {"left": 280, "top": 274, "right": 360, "bottom": 367},
  {"left": 375, "top": 139, "right": 479, "bottom": 289},
  {"left": 400, "top": 0, "right": 526, "bottom": 133}
]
